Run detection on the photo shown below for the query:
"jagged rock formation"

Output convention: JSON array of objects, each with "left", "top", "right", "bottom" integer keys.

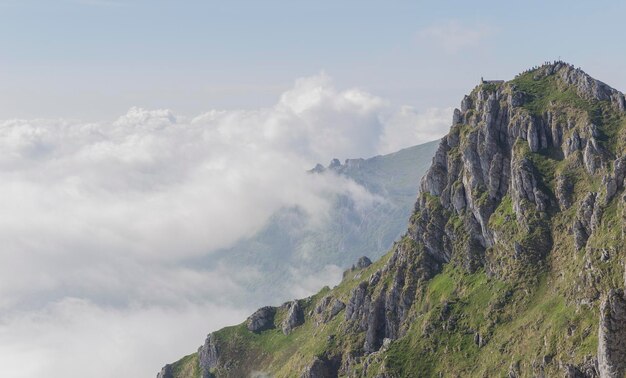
[
  {"left": 313, "top": 295, "right": 345, "bottom": 325},
  {"left": 246, "top": 306, "right": 276, "bottom": 333},
  {"left": 352, "top": 256, "right": 372, "bottom": 270},
  {"left": 156, "top": 365, "right": 174, "bottom": 378},
  {"left": 598, "top": 289, "right": 626, "bottom": 377},
  {"left": 598, "top": 265, "right": 626, "bottom": 378},
  {"left": 563, "top": 357, "right": 599, "bottom": 378},
  {"left": 158, "top": 62, "right": 626, "bottom": 378},
  {"left": 281, "top": 300, "right": 304, "bottom": 335},
  {"left": 198, "top": 333, "right": 219, "bottom": 377},
  {"left": 300, "top": 355, "right": 341, "bottom": 378}
]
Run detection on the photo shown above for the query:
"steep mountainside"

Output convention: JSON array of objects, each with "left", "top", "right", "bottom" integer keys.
[
  {"left": 158, "top": 62, "right": 626, "bottom": 378},
  {"left": 191, "top": 141, "right": 438, "bottom": 306}
]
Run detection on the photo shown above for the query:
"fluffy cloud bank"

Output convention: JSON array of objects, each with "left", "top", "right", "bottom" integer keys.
[
  {"left": 0, "top": 299, "right": 248, "bottom": 378},
  {"left": 0, "top": 74, "right": 451, "bottom": 377}
]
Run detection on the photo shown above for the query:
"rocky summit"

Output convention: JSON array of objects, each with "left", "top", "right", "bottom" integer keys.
[{"left": 158, "top": 62, "right": 626, "bottom": 378}]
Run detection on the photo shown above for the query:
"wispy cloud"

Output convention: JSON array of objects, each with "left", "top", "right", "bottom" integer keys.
[{"left": 416, "top": 20, "right": 493, "bottom": 54}]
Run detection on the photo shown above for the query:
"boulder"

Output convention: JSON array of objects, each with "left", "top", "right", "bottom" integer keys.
[{"left": 246, "top": 306, "right": 276, "bottom": 333}]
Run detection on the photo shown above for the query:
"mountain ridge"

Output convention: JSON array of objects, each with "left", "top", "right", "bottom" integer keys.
[
  {"left": 159, "top": 62, "right": 626, "bottom": 378},
  {"left": 198, "top": 140, "right": 438, "bottom": 308}
]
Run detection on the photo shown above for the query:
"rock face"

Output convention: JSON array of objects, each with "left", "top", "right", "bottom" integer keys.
[
  {"left": 301, "top": 356, "right": 340, "bottom": 378},
  {"left": 198, "top": 333, "right": 219, "bottom": 377},
  {"left": 156, "top": 365, "right": 174, "bottom": 378},
  {"left": 574, "top": 192, "right": 599, "bottom": 250},
  {"left": 555, "top": 64, "right": 626, "bottom": 111},
  {"left": 563, "top": 357, "right": 599, "bottom": 378},
  {"left": 344, "top": 238, "right": 439, "bottom": 354},
  {"left": 158, "top": 62, "right": 626, "bottom": 378},
  {"left": 314, "top": 295, "right": 346, "bottom": 324},
  {"left": 246, "top": 306, "right": 276, "bottom": 333},
  {"left": 344, "top": 256, "right": 374, "bottom": 279},
  {"left": 282, "top": 300, "right": 304, "bottom": 335},
  {"left": 353, "top": 256, "right": 372, "bottom": 270},
  {"left": 598, "top": 289, "right": 626, "bottom": 378}
]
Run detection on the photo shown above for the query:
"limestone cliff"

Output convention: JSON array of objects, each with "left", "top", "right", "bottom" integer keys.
[{"left": 158, "top": 62, "right": 626, "bottom": 378}]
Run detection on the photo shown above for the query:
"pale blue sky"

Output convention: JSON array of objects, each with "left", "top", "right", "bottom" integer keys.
[{"left": 0, "top": 0, "right": 624, "bottom": 119}]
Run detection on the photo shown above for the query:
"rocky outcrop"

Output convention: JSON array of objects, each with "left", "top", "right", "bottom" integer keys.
[
  {"left": 309, "top": 163, "right": 325, "bottom": 173},
  {"left": 198, "top": 333, "right": 219, "bottom": 378},
  {"left": 314, "top": 157, "right": 367, "bottom": 174},
  {"left": 246, "top": 306, "right": 276, "bottom": 333},
  {"left": 344, "top": 238, "right": 440, "bottom": 354},
  {"left": 556, "top": 174, "right": 574, "bottom": 210},
  {"left": 555, "top": 63, "right": 626, "bottom": 112},
  {"left": 329, "top": 158, "right": 341, "bottom": 170},
  {"left": 598, "top": 289, "right": 626, "bottom": 378},
  {"left": 562, "top": 357, "right": 598, "bottom": 378},
  {"left": 300, "top": 355, "right": 340, "bottom": 378},
  {"left": 345, "top": 281, "right": 370, "bottom": 323},
  {"left": 329, "top": 299, "right": 346, "bottom": 317},
  {"left": 573, "top": 193, "right": 602, "bottom": 250},
  {"left": 282, "top": 300, "right": 304, "bottom": 335},
  {"left": 157, "top": 365, "right": 174, "bottom": 378},
  {"left": 314, "top": 295, "right": 345, "bottom": 324},
  {"left": 353, "top": 256, "right": 372, "bottom": 270},
  {"left": 418, "top": 67, "right": 565, "bottom": 278},
  {"left": 344, "top": 256, "right": 373, "bottom": 278},
  {"left": 510, "top": 156, "right": 551, "bottom": 215}
]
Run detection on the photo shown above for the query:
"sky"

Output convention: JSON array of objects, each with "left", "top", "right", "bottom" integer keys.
[
  {"left": 0, "top": 0, "right": 625, "bottom": 119},
  {"left": 0, "top": 1, "right": 625, "bottom": 377}
]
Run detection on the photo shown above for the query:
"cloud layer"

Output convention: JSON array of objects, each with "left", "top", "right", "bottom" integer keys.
[{"left": 0, "top": 74, "right": 451, "bottom": 377}]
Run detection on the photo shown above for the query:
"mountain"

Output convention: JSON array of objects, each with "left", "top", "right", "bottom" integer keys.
[
  {"left": 191, "top": 141, "right": 439, "bottom": 306},
  {"left": 158, "top": 62, "right": 626, "bottom": 378}
]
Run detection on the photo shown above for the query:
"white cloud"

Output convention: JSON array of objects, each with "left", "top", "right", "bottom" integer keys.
[
  {"left": 378, "top": 106, "right": 452, "bottom": 155},
  {"left": 0, "top": 299, "right": 247, "bottom": 378},
  {"left": 0, "top": 73, "right": 450, "bottom": 377},
  {"left": 287, "top": 264, "right": 344, "bottom": 299},
  {"left": 416, "top": 20, "right": 492, "bottom": 54}
]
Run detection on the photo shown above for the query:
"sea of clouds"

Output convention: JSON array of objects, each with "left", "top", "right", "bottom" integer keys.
[{"left": 0, "top": 74, "right": 451, "bottom": 377}]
